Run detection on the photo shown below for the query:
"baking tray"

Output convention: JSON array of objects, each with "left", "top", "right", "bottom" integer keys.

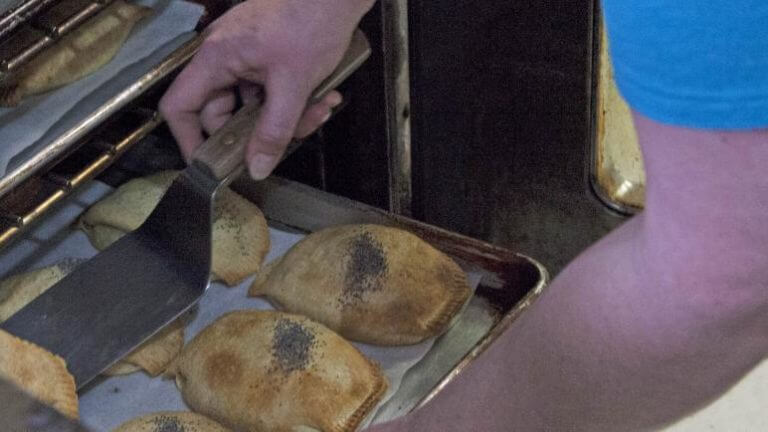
[
  {"left": 236, "top": 175, "right": 548, "bottom": 415},
  {"left": 0, "top": 174, "right": 547, "bottom": 431}
]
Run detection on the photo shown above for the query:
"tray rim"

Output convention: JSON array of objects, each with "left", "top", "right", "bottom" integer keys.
[
  {"left": 235, "top": 175, "right": 550, "bottom": 418},
  {"left": 0, "top": 174, "right": 549, "bottom": 430}
]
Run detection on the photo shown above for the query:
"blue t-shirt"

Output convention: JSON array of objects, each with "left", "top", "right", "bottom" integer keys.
[{"left": 602, "top": 1, "right": 768, "bottom": 129}]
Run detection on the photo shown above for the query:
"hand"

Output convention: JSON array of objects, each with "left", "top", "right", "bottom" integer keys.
[{"left": 159, "top": 0, "right": 374, "bottom": 179}]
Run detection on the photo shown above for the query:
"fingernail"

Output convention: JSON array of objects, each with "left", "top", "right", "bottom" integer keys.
[
  {"left": 328, "top": 92, "right": 343, "bottom": 107},
  {"left": 248, "top": 153, "right": 277, "bottom": 180}
]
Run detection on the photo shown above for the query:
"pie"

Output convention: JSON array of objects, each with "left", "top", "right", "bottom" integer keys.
[
  {"left": 79, "top": 171, "right": 271, "bottom": 286},
  {"left": 250, "top": 224, "right": 471, "bottom": 345},
  {"left": 0, "top": 329, "right": 78, "bottom": 419},
  {"left": 113, "top": 411, "right": 230, "bottom": 432},
  {"left": 167, "top": 310, "right": 387, "bottom": 432}
]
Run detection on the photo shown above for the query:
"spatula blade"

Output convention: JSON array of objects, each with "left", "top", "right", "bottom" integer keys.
[
  {"left": 0, "top": 168, "right": 214, "bottom": 389},
  {"left": 0, "top": 30, "right": 371, "bottom": 390}
]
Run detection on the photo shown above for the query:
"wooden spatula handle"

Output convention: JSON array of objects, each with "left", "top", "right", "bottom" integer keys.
[{"left": 189, "top": 29, "right": 371, "bottom": 182}]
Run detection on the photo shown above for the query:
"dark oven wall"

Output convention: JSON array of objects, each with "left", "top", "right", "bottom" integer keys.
[
  {"left": 317, "top": 0, "right": 622, "bottom": 272},
  {"left": 277, "top": 4, "right": 390, "bottom": 210}
]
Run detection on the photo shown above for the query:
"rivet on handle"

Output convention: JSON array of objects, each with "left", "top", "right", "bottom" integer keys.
[{"left": 222, "top": 132, "right": 237, "bottom": 147}]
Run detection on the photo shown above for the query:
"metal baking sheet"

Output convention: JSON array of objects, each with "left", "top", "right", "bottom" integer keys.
[
  {"left": 0, "top": 178, "right": 493, "bottom": 430},
  {"left": 0, "top": 175, "right": 547, "bottom": 431},
  {"left": 236, "top": 176, "right": 548, "bottom": 414}
]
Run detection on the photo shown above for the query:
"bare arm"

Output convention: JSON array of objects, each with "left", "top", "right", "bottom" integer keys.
[{"left": 367, "top": 113, "right": 768, "bottom": 431}]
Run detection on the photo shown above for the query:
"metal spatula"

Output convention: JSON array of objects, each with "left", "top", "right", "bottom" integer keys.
[{"left": 0, "top": 30, "right": 370, "bottom": 389}]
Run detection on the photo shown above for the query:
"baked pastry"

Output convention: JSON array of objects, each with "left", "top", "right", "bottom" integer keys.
[
  {"left": 249, "top": 224, "right": 471, "bottom": 345},
  {"left": 0, "top": 0, "right": 152, "bottom": 106},
  {"left": 104, "top": 317, "right": 186, "bottom": 377},
  {"left": 0, "top": 258, "right": 84, "bottom": 322},
  {"left": 79, "top": 171, "right": 270, "bottom": 286},
  {"left": 0, "top": 260, "right": 184, "bottom": 377},
  {"left": 0, "top": 328, "right": 78, "bottom": 419},
  {"left": 167, "top": 310, "right": 387, "bottom": 432},
  {"left": 113, "top": 411, "right": 230, "bottom": 432}
]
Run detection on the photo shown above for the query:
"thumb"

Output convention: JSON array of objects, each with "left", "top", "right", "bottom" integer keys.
[{"left": 246, "top": 73, "right": 311, "bottom": 180}]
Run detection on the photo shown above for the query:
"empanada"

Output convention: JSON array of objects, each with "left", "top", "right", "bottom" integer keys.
[
  {"left": 249, "top": 224, "right": 471, "bottom": 345},
  {"left": 0, "top": 329, "right": 78, "bottom": 419},
  {"left": 167, "top": 310, "right": 387, "bottom": 432},
  {"left": 79, "top": 171, "right": 270, "bottom": 286},
  {"left": 0, "top": 0, "right": 152, "bottom": 106},
  {"left": 0, "top": 258, "right": 84, "bottom": 321},
  {"left": 0, "top": 260, "right": 184, "bottom": 376},
  {"left": 113, "top": 411, "right": 230, "bottom": 432},
  {"left": 104, "top": 316, "right": 186, "bottom": 376}
]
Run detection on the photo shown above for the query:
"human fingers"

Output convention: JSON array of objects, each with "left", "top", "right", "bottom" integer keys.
[
  {"left": 294, "top": 91, "right": 343, "bottom": 139},
  {"left": 159, "top": 41, "right": 238, "bottom": 161},
  {"left": 200, "top": 90, "right": 237, "bottom": 135},
  {"left": 245, "top": 72, "right": 312, "bottom": 179}
]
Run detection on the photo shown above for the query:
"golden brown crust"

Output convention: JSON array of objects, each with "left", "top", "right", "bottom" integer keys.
[
  {"left": 0, "top": 329, "right": 78, "bottom": 419},
  {"left": 112, "top": 411, "right": 231, "bottom": 432},
  {"left": 210, "top": 186, "right": 271, "bottom": 285},
  {"left": 249, "top": 224, "right": 472, "bottom": 345},
  {"left": 0, "top": 259, "right": 84, "bottom": 321},
  {"left": 247, "top": 256, "right": 280, "bottom": 297},
  {"left": 79, "top": 171, "right": 270, "bottom": 286},
  {"left": 343, "top": 360, "right": 388, "bottom": 432},
  {"left": 105, "top": 362, "right": 142, "bottom": 375},
  {"left": 105, "top": 317, "right": 186, "bottom": 377},
  {"left": 0, "top": 0, "right": 152, "bottom": 107},
  {"left": 169, "top": 310, "right": 387, "bottom": 432},
  {"left": 423, "top": 258, "right": 471, "bottom": 335}
]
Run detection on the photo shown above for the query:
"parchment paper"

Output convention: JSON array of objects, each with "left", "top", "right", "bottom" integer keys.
[
  {"left": 0, "top": 180, "right": 485, "bottom": 431},
  {"left": 0, "top": 0, "right": 204, "bottom": 175},
  {"left": 0, "top": 0, "right": 21, "bottom": 14}
]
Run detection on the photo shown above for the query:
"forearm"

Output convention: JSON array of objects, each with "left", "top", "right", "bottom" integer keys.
[
  {"left": 367, "top": 115, "right": 768, "bottom": 431},
  {"left": 372, "top": 221, "right": 764, "bottom": 430}
]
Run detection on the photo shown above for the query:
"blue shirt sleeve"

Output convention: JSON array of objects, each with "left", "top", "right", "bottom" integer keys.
[{"left": 602, "top": 1, "right": 768, "bottom": 129}]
